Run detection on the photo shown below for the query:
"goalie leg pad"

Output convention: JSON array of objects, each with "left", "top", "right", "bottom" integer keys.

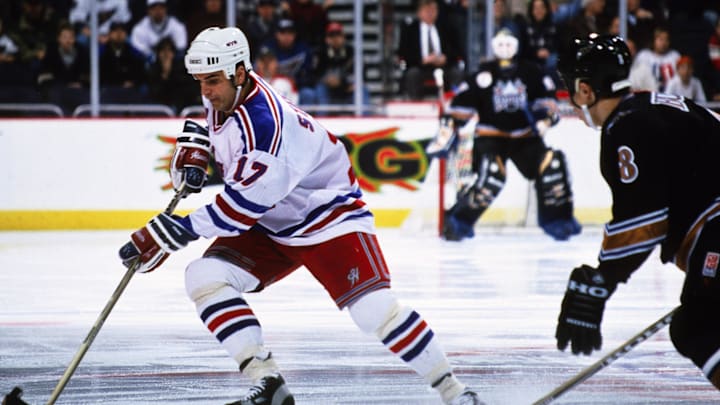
[
  {"left": 444, "top": 154, "right": 506, "bottom": 240},
  {"left": 535, "top": 149, "right": 581, "bottom": 240}
]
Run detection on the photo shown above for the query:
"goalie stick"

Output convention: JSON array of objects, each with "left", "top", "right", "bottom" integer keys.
[
  {"left": 532, "top": 307, "right": 678, "bottom": 405},
  {"left": 46, "top": 190, "right": 186, "bottom": 405}
]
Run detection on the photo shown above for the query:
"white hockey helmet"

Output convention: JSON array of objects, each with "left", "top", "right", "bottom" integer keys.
[
  {"left": 184, "top": 27, "right": 252, "bottom": 79},
  {"left": 491, "top": 29, "right": 519, "bottom": 61}
]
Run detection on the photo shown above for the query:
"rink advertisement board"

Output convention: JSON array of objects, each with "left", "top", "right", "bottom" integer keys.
[{"left": 0, "top": 117, "right": 610, "bottom": 230}]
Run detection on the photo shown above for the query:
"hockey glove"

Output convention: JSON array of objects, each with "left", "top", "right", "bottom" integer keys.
[
  {"left": 426, "top": 115, "right": 457, "bottom": 158},
  {"left": 118, "top": 213, "right": 198, "bottom": 273},
  {"left": 171, "top": 120, "right": 211, "bottom": 195},
  {"left": 556, "top": 264, "right": 617, "bottom": 355}
]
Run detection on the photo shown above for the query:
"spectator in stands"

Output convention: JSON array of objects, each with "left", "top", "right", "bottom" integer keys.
[
  {"left": 10, "top": 0, "right": 65, "bottom": 83},
  {"left": 557, "top": 0, "right": 609, "bottom": 54},
  {"left": 0, "top": 16, "right": 40, "bottom": 102},
  {"left": 493, "top": 0, "right": 522, "bottom": 40},
  {"left": 625, "top": 37, "right": 658, "bottom": 92},
  {"left": 261, "top": 18, "right": 316, "bottom": 104},
  {"left": 147, "top": 37, "right": 198, "bottom": 111},
  {"left": 244, "top": 0, "right": 281, "bottom": 61},
  {"left": 0, "top": 17, "right": 18, "bottom": 70},
  {"left": 550, "top": 0, "right": 582, "bottom": 26},
  {"left": 282, "top": 0, "right": 329, "bottom": 48},
  {"left": 519, "top": 0, "right": 558, "bottom": 81},
  {"left": 254, "top": 46, "right": 299, "bottom": 104},
  {"left": 397, "top": 0, "right": 463, "bottom": 100},
  {"left": 709, "top": 17, "right": 720, "bottom": 100},
  {"left": 632, "top": 26, "right": 681, "bottom": 92},
  {"left": 710, "top": 17, "right": 720, "bottom": 72},
  {"left": 69, "top": 0, "right": 132, "bottom": 46},
  {"left": 437, "top": 0, "right": 467, "bottom": 64},
  {"left": 185, "top": 0, "right": 227, "bottom": 41},
  {"left": 130, "top": 0, "right": 187, "bottom": 61},
  {"left": 37, "top": 22, "right": 89, "bottom": 115},
  {"left": 665, "top": 55, "right": 707, "bottom": 102},
  {"left": 99, "top": 22, "right": 147, "bottom": 103},
  {"left": 623, "top": 0, "right": 656, "bottom": 51},
  {"left": 313, "top": 21, "right": 370, "bottom": 115}
]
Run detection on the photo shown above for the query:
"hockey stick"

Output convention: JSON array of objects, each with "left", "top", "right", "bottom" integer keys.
[
  {"left": 532, "top": 307, "right": 678, "bottom": 405},
  {"left": 433, "top": 68, "right": 447, "bottom": 237},
  {"left": 46, "top": 190, "right": 186, "bottom": 405}
]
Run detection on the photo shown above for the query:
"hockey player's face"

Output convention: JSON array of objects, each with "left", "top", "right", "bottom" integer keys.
[
  {"left": 570, "top": 81, "right": 599, "bottom": 128},
  {"left": 194, "top": 71, "right": 236, "bottom": 112}
]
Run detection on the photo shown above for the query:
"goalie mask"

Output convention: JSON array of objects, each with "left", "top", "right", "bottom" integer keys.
[{"left": 491, "top": 29, "right": 519, "bottom": 61}]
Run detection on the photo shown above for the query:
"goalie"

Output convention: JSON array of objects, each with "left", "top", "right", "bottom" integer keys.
[{"left": 436, "top": 29, "right": 581, "bottom": 241}]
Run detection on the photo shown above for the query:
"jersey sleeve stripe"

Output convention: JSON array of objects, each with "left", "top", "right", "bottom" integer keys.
[
  {"left": 206, "top": 206, "right": 244, "bottom": 234},
  {"left": 605, "top": 208, "right": 669, "bottom": 234},
  {"left": 303, "top": 199, "right": 367, "bottom": 234},
  {"left": 599, "top": 236, "right": 665, "bottom": 261},
  {"left": 272, "top": 190, "right": 364, "bottom": 236},
  {"left": 602, "top": 216, "right": 668, "bottom": 251},
  {"left": 599, "top": 209, "right": 668, "bottom": 262},
  {"left": 223, "top": 184, "right": 271, "bottom": 214},
  {"left": 213, "top": 194, "right": 260, "bottom": 228}
]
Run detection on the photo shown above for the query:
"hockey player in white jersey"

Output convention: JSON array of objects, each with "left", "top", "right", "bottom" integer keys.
[{"left": 118, "top": 26, "right": 482, "bottom": 405}]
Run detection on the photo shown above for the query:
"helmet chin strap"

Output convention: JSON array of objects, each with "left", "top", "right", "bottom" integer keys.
[
  {"left": 228, "top": 68, "right": 249, "bottom": 110},
  {"left": 573, "top": 80, "right": 600, "bottom": 130},
  {"left": 579, "top": 103, "right": 599, "bottom": 130}
]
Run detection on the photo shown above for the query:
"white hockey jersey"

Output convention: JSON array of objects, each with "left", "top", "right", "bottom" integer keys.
[{"left": 183, "top": 71, "right": 375, "bottom": 246}]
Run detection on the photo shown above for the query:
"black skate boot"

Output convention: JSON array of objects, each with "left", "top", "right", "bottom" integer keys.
[
  {"left": 226, "top": 373, "right": 294, "bottom": 405},
  {"left": 3, "top": 387, "right": 29, "bottom": 405}
]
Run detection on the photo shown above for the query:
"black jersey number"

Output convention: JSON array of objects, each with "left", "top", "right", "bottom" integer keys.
[{"left": 618, "top": 145, "right": 639, "bottom": 184}]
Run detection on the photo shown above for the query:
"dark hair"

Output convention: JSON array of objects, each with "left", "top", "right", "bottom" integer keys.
[
  {"left": 526, "top": 0, "right": 553, "bottom": 25},
  {"left": 154, "top": 37, "right": 176, "bottom": 53}
]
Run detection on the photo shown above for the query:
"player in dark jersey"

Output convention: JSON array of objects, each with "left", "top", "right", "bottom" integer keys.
[
  {"left": 439, "top": 29, "right": 581, "bottom": 241},
  {"left": 555, "top": 33, "right": 720, "bottom": 390}
]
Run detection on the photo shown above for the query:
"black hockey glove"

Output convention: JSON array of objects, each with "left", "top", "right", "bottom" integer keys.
[
  {"left": 118, "top": 213, "right": 198, "bottom": 273},
  {"left": 556, "top": 264, "right": 617, "bottom": 355}
]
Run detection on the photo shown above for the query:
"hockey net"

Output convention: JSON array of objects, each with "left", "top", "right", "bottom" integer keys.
[{"left": 401, "top": 116, "right": 536, "bottom": 235}]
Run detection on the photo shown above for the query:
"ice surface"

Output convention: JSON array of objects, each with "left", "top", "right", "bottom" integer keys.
[{"left": 0, "top": 227, "right": 716, "bottom": 404}]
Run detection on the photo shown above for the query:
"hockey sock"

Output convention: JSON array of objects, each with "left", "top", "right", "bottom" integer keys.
[
  {"left": 376, "top": 305, "right": 459, "bottom": 393},
  {"left": 192, "top": 285, "right": 269, "bottom": 375}
]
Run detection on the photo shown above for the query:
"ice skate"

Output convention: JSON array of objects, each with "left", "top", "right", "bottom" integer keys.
[
  {"left": 226, "top": 373, "right": 294, "bottom": 405},
  {"left": 442, "top": 211, "right": 474, "bottom": 241},
  {"left": 3, "top": 387, "right": 29, "bottom": 405}
]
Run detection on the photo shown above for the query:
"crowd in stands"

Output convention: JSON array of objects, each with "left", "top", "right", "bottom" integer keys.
[
  {"left": 0, "top": 0, "right": 719, "bottom": 116},
  {"left": 399, "top": 0, "right": 720, "bottom": 104}
]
